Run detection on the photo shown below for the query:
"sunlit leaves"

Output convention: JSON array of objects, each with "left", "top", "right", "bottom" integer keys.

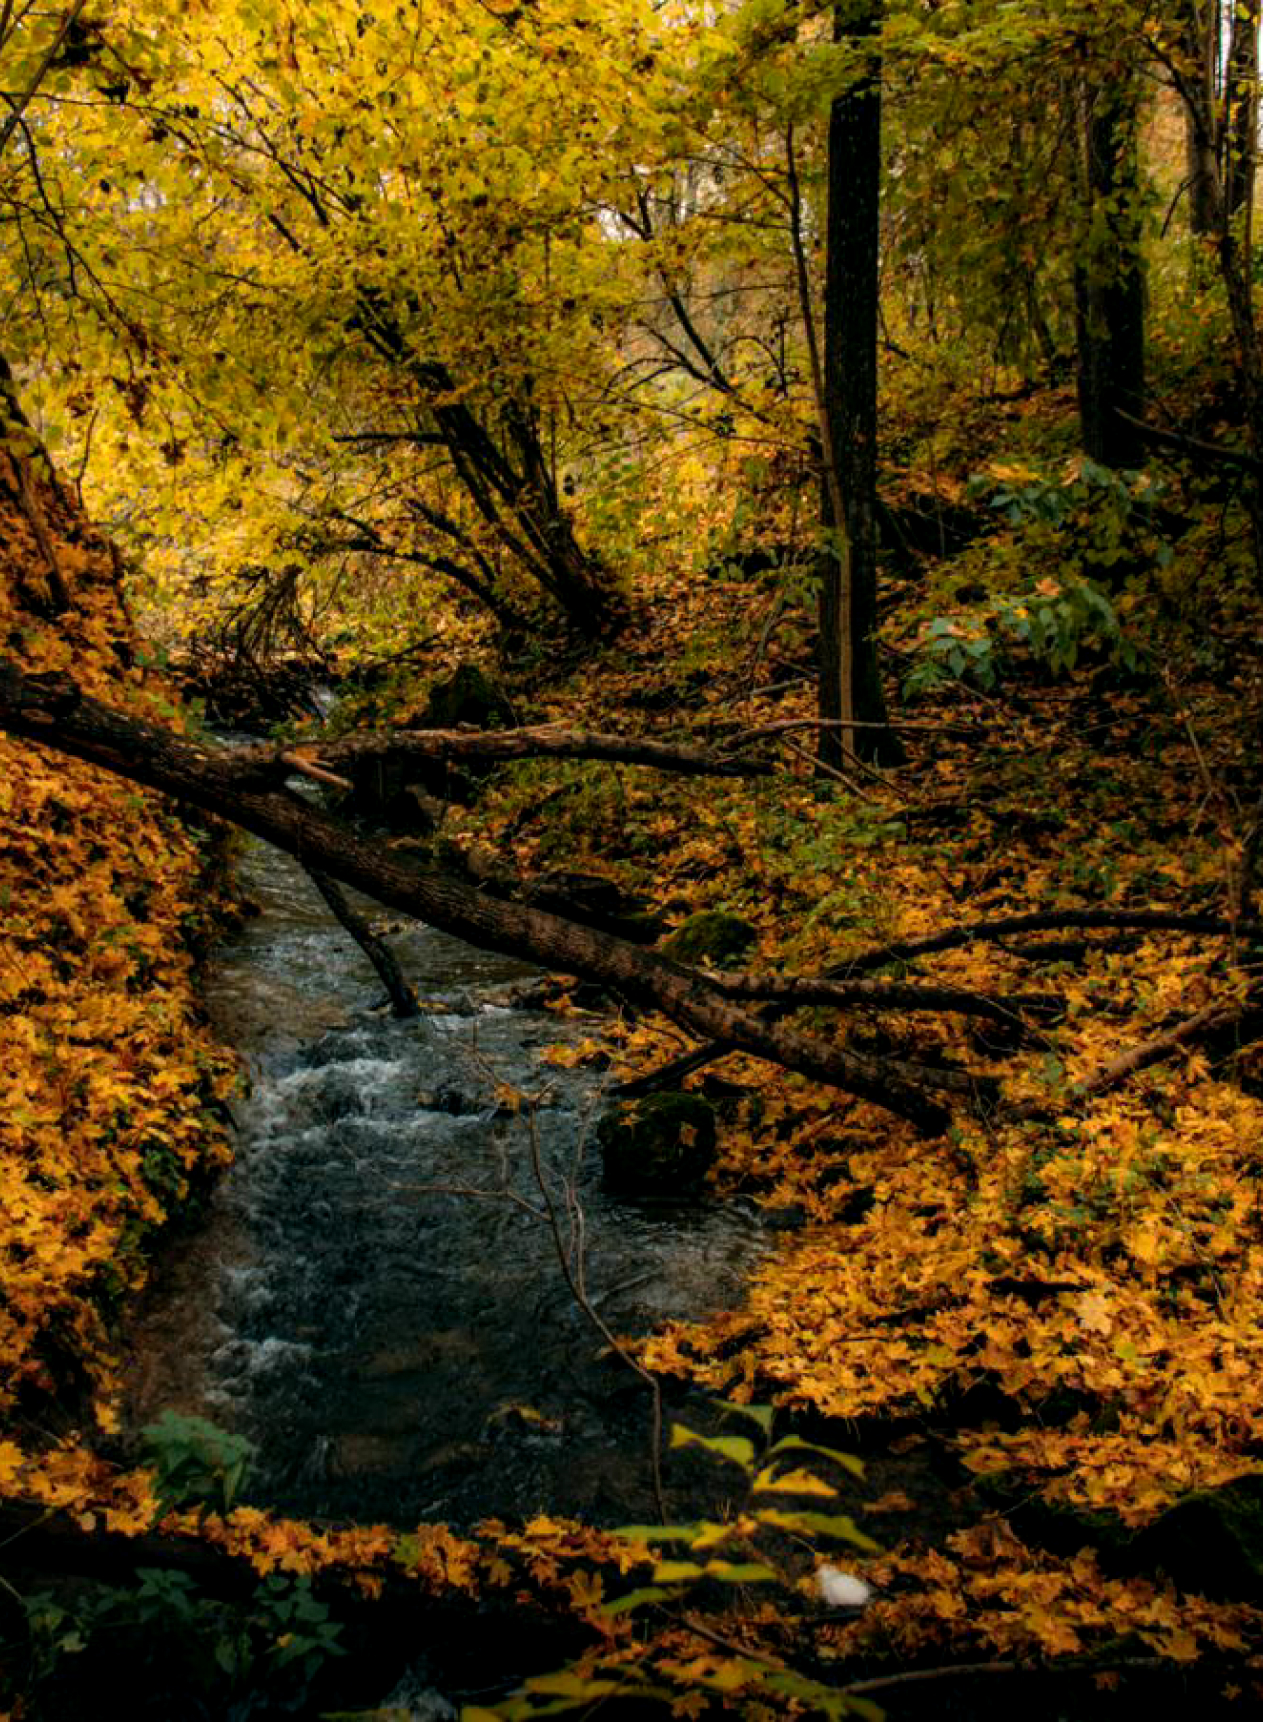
[{"left": 0, "top": 460, "right": 235, "bottom": 1519}]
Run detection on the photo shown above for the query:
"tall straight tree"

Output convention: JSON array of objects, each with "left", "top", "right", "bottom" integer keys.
[
  {"left": 1178, "top": 0, "right": 1260, "bottom": 235},
  {"left": 1074, "top": 51, "right": 1146, "bottom": 470},
  {"left": 817, "top": 1, "right": 900, "bottom": 770},
  {"left": 1156, "top": 0, "right": 1263, "bottom": 588},
  {"left": 1225, "top": 0, "right": 1261, "bottom": 220}
]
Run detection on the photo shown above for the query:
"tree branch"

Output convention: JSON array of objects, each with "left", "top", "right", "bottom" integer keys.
[
  {"left": 0, "top": 0, "right": 90, "bottom": 163},
  {"left": 708, "top": 972, "right": 1063, "bottom": 1023},
  {"left": 615, "top": 909, "right": 1260, "bottom": 1096},
  {"left": 1063, "top": 999, "right": 1260, "bottom": 1104},
  {"left": 304, "top": 866, "right": 420, "bottom": 1018},
  {"left": 230, "top": 725, "right": 776, "bottom": 784}
]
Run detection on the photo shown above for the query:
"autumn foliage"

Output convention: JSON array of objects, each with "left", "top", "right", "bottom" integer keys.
[
  {"left": 0, "top": 449, "right": 235, "bottom": 1501},
  {"left": 6, "top": 0, "right": 1263, "bottom": 1716}
]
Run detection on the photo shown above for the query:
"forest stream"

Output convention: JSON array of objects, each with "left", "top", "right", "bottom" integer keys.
[{"left": 123, "top": 834, "right": 775, "bottom": 1531}]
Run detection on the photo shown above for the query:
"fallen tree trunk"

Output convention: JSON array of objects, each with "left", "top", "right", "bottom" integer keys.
[
  {"left": 232, "top": 724, "right": 775, "bottom": 785},
  {"left": 707, "top": 972, "right": 1063, "bottom": 1021},
  {"left": 0, "top": 660, "right": 962, "bottom": 1131}
]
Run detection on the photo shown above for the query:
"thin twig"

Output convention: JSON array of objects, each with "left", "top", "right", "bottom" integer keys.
[
  {"left": 782, "top": 735, "right": 873, "bottom": 801},
  {"left": 523, "top": 1108, "right": 668, "bottom": 1523},
  {"left": 720, "top": 717, "right": 986, "bottom": 746},
  {"left": 785, "top": 119, "right": 854, "bottom": 758},
  {"left": 0, "top": 0, "right": 90, "bottom": 162},
  {"left": 842, "top": 1655, "right": 1167, "bottom": 1698},
  {"left": 1067, "top": 1000, "right": 1252, "bottom": 1102}
]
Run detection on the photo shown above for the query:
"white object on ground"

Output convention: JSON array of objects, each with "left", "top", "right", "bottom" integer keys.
[{"left": 816, "top": 1565, "right": 873, "bottom": 1608}]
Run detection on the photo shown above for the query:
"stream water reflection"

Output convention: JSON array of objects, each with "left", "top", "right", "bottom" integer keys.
[{"left": 126, "top": 837, "right": 772, "bottom": 1527}]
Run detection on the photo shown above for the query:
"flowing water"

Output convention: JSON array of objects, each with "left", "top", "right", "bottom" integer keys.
[{"left": 126, "top": 836, "right": 774, "bottom": 1528}]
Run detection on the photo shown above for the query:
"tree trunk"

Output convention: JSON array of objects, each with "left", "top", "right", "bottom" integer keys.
[
  {"left": 1226, "top": 0, "right": 1260, "bottom": 222},
  {"left": 355, "top": 300, "right": 617, "bottom": 640},
  {"left": 305, "top": 866, "right": 420, "bottom": 1018},
  {"left": 1160, "top": 3, "right": 1263, "bottom": 590},
  {"left": 1182, "top": 0, "right": 1222, "bottom": 236},
  {"left": 1074, "top": 66, "right": 1146, "bottom": 470},
  {"left": 818, "top": 0, "right": 901, "bottom": 770}
]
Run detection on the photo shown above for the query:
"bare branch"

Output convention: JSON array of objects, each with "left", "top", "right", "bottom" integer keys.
[{"left": 232, "top": 725, "right": 777, "bottom": 784}]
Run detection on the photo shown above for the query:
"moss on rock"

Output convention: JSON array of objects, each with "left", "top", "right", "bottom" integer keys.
[
  {"left": 597, "top": 1092, "right": 718, "bottom": 1194},
  {"left": 661, "top": 909, "right": 757, "bottom": 967}
]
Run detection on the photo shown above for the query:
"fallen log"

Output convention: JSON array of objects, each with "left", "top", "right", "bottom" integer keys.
[
  {"left": 0, "top": 660, "right": 961, "bottom": 1131},
  {"left": 230, "top": 724, "right": 775, "bottom": 786},
  {"left": 707, "top": 972, "right": 1063, "bottom": 1022}
]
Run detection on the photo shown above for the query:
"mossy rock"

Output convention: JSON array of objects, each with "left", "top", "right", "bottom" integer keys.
[
  {"left": 661, "top": 909, "right": 757, "bottom": 967},
  {"left": 420, "top": 663, "right": 515, "bottom": 731},
  {"left": 997, "top": 1471, "right": 1263, "bottom": 1604},
  {"left": 1134, "top": 1473, "right": 1263, "bottom": 1600},
  {"left": 597, "top": 1093, "right": 718, "bottom": 1194}
]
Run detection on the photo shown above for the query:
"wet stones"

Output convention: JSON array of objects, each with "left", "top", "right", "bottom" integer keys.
[
  {"left": 418, "top": 663, "right": 515, "bottom": 732},
  {"left": 597, "top": 1092, "right": 718, "bottom": 1195}
]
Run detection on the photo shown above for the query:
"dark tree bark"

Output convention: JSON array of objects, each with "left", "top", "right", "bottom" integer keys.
[
  {"left": 1074, "top": 66, "right": 1146, "bottom": 470},
  {"left": 818, "top": 1, "right": 900, "bottom": 769},
  {"left": 0, "top": 659, "right": 956, "bottom": 1132},
  {"left": 1175, "top": 0, "right": 1258, "bottom": 233},
  {"left": 233, "top": 724, "right": 775, "bottom": 785},
  {"left": 1180, "top": 0, "right": 1222, "bottom": 236},
  {"left": 354, "top": 301, "right": 618, "bottom": 640},
  {"left": 1157, "top": 1, "right": 1263, "bottom": 590},
  {"left": 1226, "top": 0, "right": 1261, "bottom": 222}
]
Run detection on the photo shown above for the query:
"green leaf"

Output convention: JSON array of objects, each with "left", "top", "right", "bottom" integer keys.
[
  {"left": 599, "top": 1585, "right": 674, "bottom": 1617},
  {"left": 753, "top": 1508, "right": 880, "bottom": 1550},
  {"left": 612, "top": 1522, "right": 702, "bottom": 1544},
  {"left": 760, "top": 1670, "right": 883, "bottom": 1720},
  {"left": 703, "top": 1560, "right": 778, "bottom": 1583},
  {"left": 669, "top": 1426, "right": 756, "bottom": 1468},
  {"left": 711, "top": 1399, "right": 774, "bottom": 1437},
  {"left": 765, "top": 1435, "right": 864, "bottom": 1477},
  {"left": 526, "top": 1673, "right": 624, "bottom": 1698}
]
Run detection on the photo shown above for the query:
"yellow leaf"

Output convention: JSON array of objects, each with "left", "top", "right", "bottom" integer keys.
[
  {"left": 752, "top": 1465, "right": 837, "bottom": 1497},
  {"left": 1075, "top": 1291, "right": 1113, "bottom": 1335}
]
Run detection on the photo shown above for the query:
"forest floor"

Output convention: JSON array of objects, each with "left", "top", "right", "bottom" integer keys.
[
  {"left": 6, "top": 364, "right": 1263, "bottom": 1719},
  {"left": 395, "top": 369, "right": 1263, "bottom": 1712}
]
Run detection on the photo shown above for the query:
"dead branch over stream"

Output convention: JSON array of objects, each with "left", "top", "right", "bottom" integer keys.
[
  {"left": 0, "top": 660, "right": 955, "bottom": 1131},
  {"left": 232, "top": 724, "right": 774, "bottom": 785},
  {"left": 619, "top": 911, "right": 1263, "bottom": 1098},
  {"left": 6, "top": 661, "right": 1255, "bottom": 1130}
]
